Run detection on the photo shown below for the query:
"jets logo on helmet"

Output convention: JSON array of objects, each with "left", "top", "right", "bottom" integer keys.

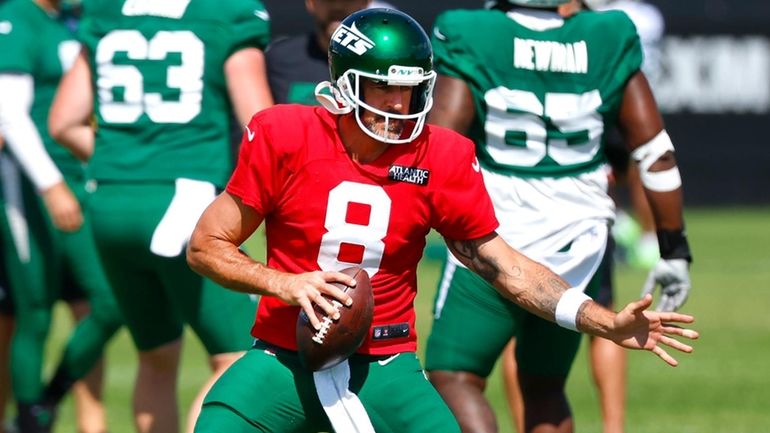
[
  {"left": 331, "top": 23, "right": 376, "bottom": 56},
  {"left": 315, "top": 8, "right": 437, "bottom": 144}
]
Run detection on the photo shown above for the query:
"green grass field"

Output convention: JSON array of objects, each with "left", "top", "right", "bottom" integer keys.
[{"left": 45, "top": 207, "right": 770, "bottom": 433}]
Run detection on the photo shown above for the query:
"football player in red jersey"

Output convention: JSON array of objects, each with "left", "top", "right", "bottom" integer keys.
[{"left": 187, "top": 8, "right": 698, "bottom": 433}]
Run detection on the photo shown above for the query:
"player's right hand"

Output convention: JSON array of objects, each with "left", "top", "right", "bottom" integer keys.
[
  {"left": 274, "top": 271, "right": 355, "bottom": 330},
  {"left": 42, "top": 181, "right": 83, "bottom": 232}
]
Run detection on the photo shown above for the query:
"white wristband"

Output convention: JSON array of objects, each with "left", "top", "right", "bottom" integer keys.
[{"left": 555, "top": 288, "right": 591, "bottom": 332}]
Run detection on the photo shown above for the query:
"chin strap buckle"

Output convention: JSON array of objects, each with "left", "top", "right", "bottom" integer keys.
[{"left": 315, "top": 81, "right": 353, "bottom": 115}]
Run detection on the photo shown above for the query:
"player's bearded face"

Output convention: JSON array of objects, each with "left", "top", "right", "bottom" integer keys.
[
  {"left": 361, "top": 81, "right": 413, "bottom": 141},
  {"left": 363, "top": 110, "right": 405, "bottom": 140}
]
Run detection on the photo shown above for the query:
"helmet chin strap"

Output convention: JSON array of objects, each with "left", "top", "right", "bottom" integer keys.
[
  {"left": 316, "top": 81, "right": 398, "bottom": 143},
  {"left": 315, "top": 81, "right": 353, "bottom": 115}
]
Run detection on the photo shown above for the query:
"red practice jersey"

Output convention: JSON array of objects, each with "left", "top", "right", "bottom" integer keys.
[{"left": 227, "top": 105, "right": 499, "bottom": 355}]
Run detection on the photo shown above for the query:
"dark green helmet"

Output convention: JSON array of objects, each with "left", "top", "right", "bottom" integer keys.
[
  {"left": 329, "top": 8, "right": 432, "bottom": 82},
  {"left": 318, "top": 8, "right": 436, "bottom": 143}
]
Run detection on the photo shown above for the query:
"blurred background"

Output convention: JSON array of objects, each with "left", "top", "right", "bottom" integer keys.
[{"left": 27, "top": 1, "right": 770, "bottom": 432}]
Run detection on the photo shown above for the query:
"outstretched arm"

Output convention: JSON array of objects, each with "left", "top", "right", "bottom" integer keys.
[
  {"left": 187, "top": 191, "right": 354, "bottom": 330},
  {"left": 445, "top": 232, "right": 698, "bottom": 366},
  {"left": 619, "top": 71, "right": 692, "bottom": 312}
]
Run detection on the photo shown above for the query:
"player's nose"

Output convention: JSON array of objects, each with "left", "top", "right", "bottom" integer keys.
[{"left": 385, "top": 86, "right": 407, "bottom": 111}]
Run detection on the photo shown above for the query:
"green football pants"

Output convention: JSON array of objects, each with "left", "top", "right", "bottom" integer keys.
[{"left": 88, "top": 181, "right": 256, "bottom": 353}]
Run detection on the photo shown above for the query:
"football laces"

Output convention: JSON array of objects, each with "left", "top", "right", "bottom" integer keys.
[{"left": 311, "top": 300, "right": 343, "bottom": 344}]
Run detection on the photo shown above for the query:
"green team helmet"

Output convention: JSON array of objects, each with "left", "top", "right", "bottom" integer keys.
[{"left": 316, "top": 8, "right": 436, "bottom": 144}]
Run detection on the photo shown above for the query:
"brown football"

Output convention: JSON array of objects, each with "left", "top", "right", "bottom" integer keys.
[{"left": 296, "top": 267, "right": 374, "bottom": 371}]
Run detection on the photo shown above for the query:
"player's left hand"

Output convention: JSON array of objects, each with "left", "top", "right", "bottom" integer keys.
[
  {"left": 610, "top": 294, "right": 698, "bottom": 366},
  {"left": 641, "top": 258, "right": 691, "bottom": 312},
  {"left": 42, "top": 181, "right": 83, "bottom": 232}
]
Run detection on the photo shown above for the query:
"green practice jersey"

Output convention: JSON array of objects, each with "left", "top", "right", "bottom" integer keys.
[
  {"left": 431, "top": 9, "right": 642, "bottom": 178},
  {"left": 0, "top": 0, "right": 82, "bottom": 176},
  {"left": 78, "top": 0, "right": 270, "bottom": 186}
]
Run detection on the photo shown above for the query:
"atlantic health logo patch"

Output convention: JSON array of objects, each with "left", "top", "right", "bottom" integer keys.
[{"left": 388, "top": 165, "right": 430, "bottom": 186}]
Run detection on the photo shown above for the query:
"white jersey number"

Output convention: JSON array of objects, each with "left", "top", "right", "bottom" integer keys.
[
  {"left": 484, "top": 87, "right": 604, "bottom": 167},
  {"left": 96, "top": 30, "right": 204, "bottom": 124},
  {"left": 317, "top": 182, "right": 390, "bottom": 278}
]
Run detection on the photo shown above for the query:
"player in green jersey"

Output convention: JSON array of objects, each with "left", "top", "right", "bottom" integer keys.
[
  {"left": 496, "top": 4, "right": 666, "bottom": 433},
  {"left": 48, "top": 0, "right": 274, "bottom": 431},
  {"left": 0, "top": 0, "right": 124, "bottom": 431},
  {"left": 425, "top": 1, "right": 693, "bottom": 432}
]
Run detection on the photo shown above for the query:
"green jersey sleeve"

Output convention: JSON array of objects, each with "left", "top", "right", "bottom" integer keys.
[
  {"left": 431, "top": 11, "right": 475, "bottom": 81},
  {"left": 605, "top": 10, "right": 643, "bottom": 88},
  {"left": 75, "top": 0, "right": 101, "bottom": 46},
  {"left": 0, "top": 3, "right": 36, "bottom": 73},
  {"left": 227, "top": 0, "right": 270, "bottom": 56}
]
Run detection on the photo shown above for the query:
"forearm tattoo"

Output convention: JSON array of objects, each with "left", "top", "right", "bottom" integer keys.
[
  {"left": 503, "top": 261, "right": 570, "bottom": 317},
  {"left": 447, "top": 239, "right": 500, "bottom": 283},
  {"left": 533, "top": 268, "right": 570, "bottom": 313},
  {"left": 448, "top": 238, "right": 574, "bottom": 319},
  {"left": 575, "top": 300, "right": 592, "bottom": 331}
]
